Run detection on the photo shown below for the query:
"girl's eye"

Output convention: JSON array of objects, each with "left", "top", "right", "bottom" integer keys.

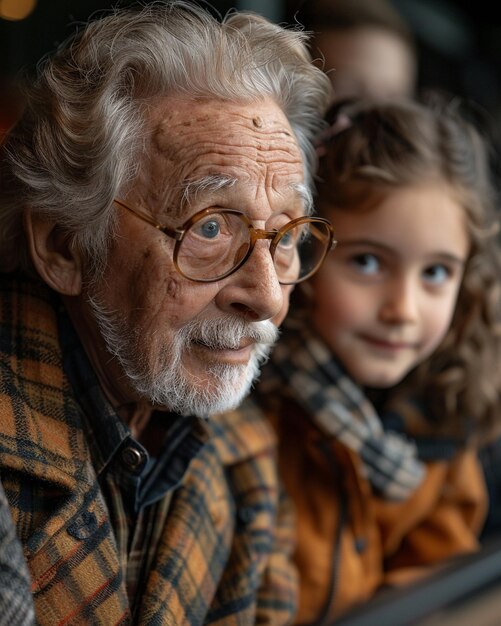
[
  {"left": 350, "top": 253, "right": 380, "bottom": 275},
  {"left": 422, "top": 264, "right": 451, "bottom": 285}
]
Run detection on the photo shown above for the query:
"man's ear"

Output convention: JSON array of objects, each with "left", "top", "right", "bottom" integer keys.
[{"left": 24, "top": 208, "right": 83, "bottom": 296}]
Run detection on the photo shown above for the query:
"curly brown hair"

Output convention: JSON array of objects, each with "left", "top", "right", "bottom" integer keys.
[{"left": 315, "top": 96, "right": 501, "bottom": 443}]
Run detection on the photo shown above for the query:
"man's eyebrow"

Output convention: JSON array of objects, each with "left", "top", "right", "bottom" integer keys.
[
  {"left": 178, "top": 176, "right": 312, "bottom": 215},
  {"left": 180, "top": 175, "right": 238, "bottom": 209}
]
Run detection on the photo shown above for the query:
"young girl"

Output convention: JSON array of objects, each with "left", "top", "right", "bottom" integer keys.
[{"left": 255, "top": 97, "right": 501, "bottom": 624}]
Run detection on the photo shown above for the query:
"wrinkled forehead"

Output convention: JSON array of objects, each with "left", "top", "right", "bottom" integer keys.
[
  {"left": 150, "top": 95, "right": 297, "bottom": 144},
  {"left": 135, "top": 95, "right": 306, "bottom": 218}
]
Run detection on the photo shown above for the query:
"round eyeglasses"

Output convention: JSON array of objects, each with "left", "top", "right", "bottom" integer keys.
[{"left": 114, "top": 198, "right": 336, "bottom": 285}]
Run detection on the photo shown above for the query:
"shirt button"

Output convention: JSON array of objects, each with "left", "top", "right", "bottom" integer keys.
[
  {"left": 237, "top": 506, "right": 256, "bottom": 525},
  {"left": 121, "top": 446, "right": 144, "bottom": 470}
]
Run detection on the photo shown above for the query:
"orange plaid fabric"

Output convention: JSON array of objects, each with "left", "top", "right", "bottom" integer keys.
[{"left": 0, "top": 272, "right": 297, "bottom": 625}]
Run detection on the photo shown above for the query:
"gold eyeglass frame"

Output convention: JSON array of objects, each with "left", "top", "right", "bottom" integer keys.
[{"left": 114, "top": 198, "right": 336, "bottom": 285}]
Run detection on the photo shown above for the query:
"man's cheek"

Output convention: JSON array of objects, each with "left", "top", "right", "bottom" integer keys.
[{"left": 272, "top": 285, "right": 292, "bottom": 327}]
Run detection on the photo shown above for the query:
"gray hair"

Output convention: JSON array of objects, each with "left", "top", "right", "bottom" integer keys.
[{"left": 0, "top": 1, "right": 332, "bottom": 274}]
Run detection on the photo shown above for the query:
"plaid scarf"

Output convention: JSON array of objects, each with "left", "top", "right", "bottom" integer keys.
[{"left": 260, "top": 314, "right": 425, "bottom": 500}]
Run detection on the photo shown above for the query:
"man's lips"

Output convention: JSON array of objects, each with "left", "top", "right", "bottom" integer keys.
[
  {"left": 191, "top": 338, "right": 254, "bottom": 351},
  {"left": 190, "top": 339, "right": 255, "bottom": 364}
]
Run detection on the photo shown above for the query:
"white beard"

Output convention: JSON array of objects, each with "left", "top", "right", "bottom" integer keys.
[{"left": 87, "top": 295, "right": 278, "bottom": 417}]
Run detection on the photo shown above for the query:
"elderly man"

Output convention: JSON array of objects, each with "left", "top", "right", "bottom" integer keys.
[{"left": 0, "top": 1, "right": 333, "bottom": 624}]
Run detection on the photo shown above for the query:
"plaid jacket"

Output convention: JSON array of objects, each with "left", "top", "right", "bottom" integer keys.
[
  {"left": 0, "top": 273, "right": 297, "bottom": 625},
  {"left": 0, "top": 479, "right": 35, "bottom": 625}
]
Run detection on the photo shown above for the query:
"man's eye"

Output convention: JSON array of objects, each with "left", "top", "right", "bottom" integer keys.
[
  {"left": 191, "top": 217, "right": 226, "bottom": 240},
  {"left": 277, "top": 229, "right": 299, "bottom": 249},
  {"left": 422, "top": 264, "right": 451, "bottom": 285},
  {"left": 351, "top": 253, "right": 380, "bottom": 275},
  {"left": 199, "top": 220, "right": 220, "bottom": 239}
]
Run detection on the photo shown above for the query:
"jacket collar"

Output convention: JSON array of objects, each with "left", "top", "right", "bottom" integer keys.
[{"left": 0, "top": 272, "right": 274, "bottom": 480}]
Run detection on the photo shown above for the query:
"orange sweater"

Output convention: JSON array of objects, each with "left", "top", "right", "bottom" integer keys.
[{"left": 268, "top": 400, "right": 487, "bottom": 624}]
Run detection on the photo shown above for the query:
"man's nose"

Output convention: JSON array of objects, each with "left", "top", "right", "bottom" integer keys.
[
  {"left": 378, "top": 275, "right": 419, "bottom": 324},
  {"left": 215, "top": 240, "right": 286, "bottom": 322}
]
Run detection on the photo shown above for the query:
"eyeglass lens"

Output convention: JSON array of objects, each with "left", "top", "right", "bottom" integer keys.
[{"left": 176, "top": 211, "right": 331, "bottom": 284}]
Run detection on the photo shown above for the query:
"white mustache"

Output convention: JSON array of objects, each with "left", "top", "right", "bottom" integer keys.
[{"left": 181, "top": 316, "right": 279, "bottom": 351}]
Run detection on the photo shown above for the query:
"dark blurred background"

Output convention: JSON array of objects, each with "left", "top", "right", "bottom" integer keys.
[{"left": 1, "top": 0, "right": 500, "bottom": 144}]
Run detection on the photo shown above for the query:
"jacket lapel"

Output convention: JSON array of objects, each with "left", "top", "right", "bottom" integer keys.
[
  {"left": 136, "top": 440, "right": 234, "bottom": 625},
  {"left": 0, "top": 274, "right": 131, "bottom": 625}
]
